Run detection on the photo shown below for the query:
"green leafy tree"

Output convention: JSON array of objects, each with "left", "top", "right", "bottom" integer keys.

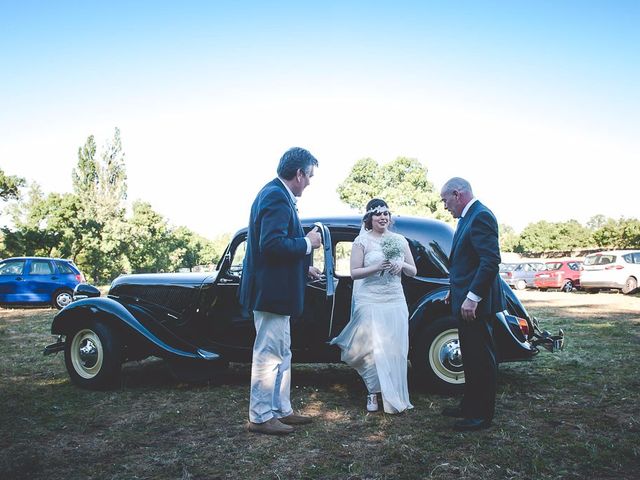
[
  {"left": 126, "top": 201, "right": 172, "bottom": 273},
  {"left": 519, "top": 220, "right": 593, "bottom": 253},
  {"left": 592, "top": 217, "right": 640, "bottom": 249},
  {"left": 337, "top": 157, "right": 448, "bottom": 220},
  {"left": 71, "top": 128, "right": 128, "bottom": 283},
  {"left": 0, "top": 168, "right": 25, "bottom": 201},
  {"left": 499, "top": 224, "right": 520, "bottom": 252}
]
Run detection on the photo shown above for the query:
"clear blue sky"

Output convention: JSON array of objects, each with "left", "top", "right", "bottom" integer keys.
[{"left": 1, "top": 1, "right": 638, "bottom": 238}]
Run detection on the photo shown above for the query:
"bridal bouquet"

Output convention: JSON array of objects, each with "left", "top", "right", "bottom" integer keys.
[{"left": 380, "top": 234, "right": 404, "bottom": 275}]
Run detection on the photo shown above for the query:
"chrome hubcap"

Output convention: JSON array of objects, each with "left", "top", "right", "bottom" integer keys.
[
  {"left": 428, "top": 328, "right": 465, "bottom": 384},
  {"left": 57, "top": 292, "right": 72, "bottom": 308},
  {"left": 70, "top": 329, "right": 103, "bottom": 379}
]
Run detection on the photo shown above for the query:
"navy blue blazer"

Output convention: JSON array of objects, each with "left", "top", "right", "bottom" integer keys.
[
  {"left": 448, "top": 200, "right": 505, "bottom": 319},
  {"left": 239, "top": 178, "right": 311, "bottom": 317}
]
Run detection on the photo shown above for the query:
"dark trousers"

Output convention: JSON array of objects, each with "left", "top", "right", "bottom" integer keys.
[{"left": 458, "top": 314, "right": 497, "bottom": 420}]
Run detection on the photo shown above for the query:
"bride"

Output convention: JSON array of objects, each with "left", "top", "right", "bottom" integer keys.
[{"left": 330, "top": 198, "right": 417, "bottom": 413}]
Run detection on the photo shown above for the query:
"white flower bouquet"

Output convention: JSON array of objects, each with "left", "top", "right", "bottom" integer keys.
[{"left": 380, "top": 234, "right": 404, "bottom": 275}]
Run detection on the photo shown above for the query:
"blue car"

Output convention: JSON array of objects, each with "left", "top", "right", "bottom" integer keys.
[{"left": 0, "top": 257, "right": 85, "bottom": 309}]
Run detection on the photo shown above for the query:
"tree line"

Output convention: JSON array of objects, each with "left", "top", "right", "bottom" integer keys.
[
  {"left": 335, "top": 157, "right": 640, "bottom": 254},
  {"left": 2, "top": 140, "right": 638, "bottom": 283},
  {"left": 1, "top": 129, "right": 228, "bottom": 283}
]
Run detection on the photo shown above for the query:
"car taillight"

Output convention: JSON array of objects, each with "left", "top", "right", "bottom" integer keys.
[
  {"left": 75, "top": 274, "right": 85, "bottom": 282},
  {"left": 506, "top": 272, "right": 512, "bottom": 278},
  {"left": 517, "top": 317, "right": 530, "bottom": 340},
  {"left": 605, "top": 265, "right": 624, "bottom": 270}
]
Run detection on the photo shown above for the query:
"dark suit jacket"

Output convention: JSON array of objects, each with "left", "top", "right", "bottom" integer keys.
[
  {"left": 239, "top": 178, "right": 310, "bottom": 317},
  {"left": 449, "top": 200, "right": 505, "bottom": 319}
]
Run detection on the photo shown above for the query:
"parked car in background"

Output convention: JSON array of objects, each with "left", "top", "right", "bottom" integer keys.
[
  {"left": 44, "top": 216, "right": 563, "bottom": 393},
  {"left": 534, "top": 260, "right": 583, "bottom": 292},
  {"left": 581, "top": 250, "right": 640, "bottom": 294},
  {"left": 0, "top": 257, "right": 85, "bottom": 309},
  {"left": 500, "top": 261, "right": 547, "bottom": 290}
]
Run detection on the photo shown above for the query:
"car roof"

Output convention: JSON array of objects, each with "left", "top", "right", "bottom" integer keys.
[
  {"left": 585, "top": 250, "right": 640, "bottom": 256},
  {"left": 1, "top": 256, "right": 74, "bottom": 262}
]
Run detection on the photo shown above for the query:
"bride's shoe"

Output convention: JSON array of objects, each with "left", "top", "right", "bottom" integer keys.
[{"left": 367, "top": 393, "right": 379, "bottom": 412}]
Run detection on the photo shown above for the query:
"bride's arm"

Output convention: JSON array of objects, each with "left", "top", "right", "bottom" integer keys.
[
  {"left": 350, "top": 242, "right": 386, "bottom": 279},
  {"left": 400, "top": 241, "right": 417, "bottom": 277}
]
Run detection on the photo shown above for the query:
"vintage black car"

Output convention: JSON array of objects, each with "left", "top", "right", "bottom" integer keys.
[{"left": 44, "top": 216, "right": 564, "bottom": 392}]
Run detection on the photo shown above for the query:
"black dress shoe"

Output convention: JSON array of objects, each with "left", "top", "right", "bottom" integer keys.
[
  {"left": 453, "top": 418, "right": 492, "bottom": 432},
  {"left": 441, "top": 406, "right": 465, "bottom": 418}
]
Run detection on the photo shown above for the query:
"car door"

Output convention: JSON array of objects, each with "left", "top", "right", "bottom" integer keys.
[
  {"left": 0, "top": 259, "right": 27, "bottom": 303},
  {"left": 24, "top": 259, "right": 58, "bottom": 302},
  {"left": 198, "top": 223, "right": 338, "bottom": 359}
]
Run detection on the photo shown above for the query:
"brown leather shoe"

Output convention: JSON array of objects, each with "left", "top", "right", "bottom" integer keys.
[
  {"left": 247, "top": 417, "right": 294, "bottom": 435},
  {"left": 279, "top": 413, "right": 313, "bottom": 425}
]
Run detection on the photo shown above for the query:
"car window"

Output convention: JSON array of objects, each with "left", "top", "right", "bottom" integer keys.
[
  {"left": 312, "top": 242, "right": 325, "bottom": 273},
  {"left": 29, "top": 260, "right": 54, "bottom": 275},
  {"left": 56, "top": 261, "right": 75, "bottom": 274},
  {"left": 585, "top": 254, "right": 616, "bottom": 266},
  {"left": 546, "top": 262, "right": 562, "bottom": 271},
  {"left": 568, "top": 262, "right": 580, "bottom": 271},
  {"left": 333, "top": 242, "right": 351, "bottom": 277},
  {"left": 632, "top": 253, "right": 640, "bottom": 264},
  {"left": 0, "top": 260, "right": 26, "bottom": 275},
  {"left": 229, "top": 241, "right": 247, "bottom": 274}
]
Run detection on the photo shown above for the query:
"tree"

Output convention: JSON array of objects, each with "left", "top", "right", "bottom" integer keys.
[
  {"left": 337, "top": 157, "right": 449, "bottom": 220},
  {"left": 126, "top": 201, "right": 172, "bottom": 273},
  {"left": 499, "top": 224, "right": 520, "bottom": 252},
  {"left": 70, "top": 128, "right": 129, "bottom": 283},
  {"left": 518, "top": 219, "right": 593, "bottom": 253},
  {"left": 0, "top": 168, "right": 25, "bottom": 202}
]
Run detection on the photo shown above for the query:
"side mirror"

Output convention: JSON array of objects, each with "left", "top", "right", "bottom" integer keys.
[{"left": 73, "top": 283, "right": 101, "bottom": 301}]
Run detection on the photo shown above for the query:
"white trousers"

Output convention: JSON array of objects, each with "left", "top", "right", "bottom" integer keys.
[{"left": 249, "top": 310, "right": 293, "bottom": 423}]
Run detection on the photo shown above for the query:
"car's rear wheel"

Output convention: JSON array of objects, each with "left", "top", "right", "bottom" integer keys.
[
  {"left": 410, "top": 316, "right": 464, "bottom": 394},
  {"left": 515, "top": 280, "right": 527, "bottom": 290},
  {"left": 52, "top": 289, "right": 73, "bottom": 309},
  {"left": 64, "top": 320, "right": 122, "bottom": 390},
  {"left": 561, "top": 280, "right": 574, "bottom": 293},
  {"left": 622, "top": 277, "right": 638, "bottom": 295}
]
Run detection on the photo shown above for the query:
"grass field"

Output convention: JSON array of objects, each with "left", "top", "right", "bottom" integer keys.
[{"left": 1, "top": 290, "right": 639, "bottom": 479}]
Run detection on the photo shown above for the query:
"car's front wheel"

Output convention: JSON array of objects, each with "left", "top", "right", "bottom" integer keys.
[
  {"left": 622, "top": 277, "right": 638, "bottom": 295},
  {"left": 515, "top": 279, "right": 527, "bottom": 290},
  {"left": 410, "top": 316, "right": 464, "bottom": 393},
  {"left": 52, "top": 289, "right": 73, "bottom": 309},
  {"left": 64, "top": 320, "right": 122, "bottom": 390},
  {"left": 561, "top": 280, "right": 574, "bottom": 293}
]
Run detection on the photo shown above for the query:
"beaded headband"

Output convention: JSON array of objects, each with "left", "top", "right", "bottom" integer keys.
[{"left": 366, "top": 205, "right": 390, "bottom": 215}]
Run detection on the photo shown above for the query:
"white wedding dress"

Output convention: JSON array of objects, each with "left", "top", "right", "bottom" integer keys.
[{"left": 330, "top": 230, "right": 413, "bottom": 414}]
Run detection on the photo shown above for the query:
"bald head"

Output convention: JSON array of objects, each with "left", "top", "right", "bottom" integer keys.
[{"left": 440, "top": 177, "right": 474, "bottom": 219}]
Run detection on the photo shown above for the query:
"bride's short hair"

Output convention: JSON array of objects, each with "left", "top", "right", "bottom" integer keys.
[{"left": 363, "top": 198, "right": 392, "bottom": 230}]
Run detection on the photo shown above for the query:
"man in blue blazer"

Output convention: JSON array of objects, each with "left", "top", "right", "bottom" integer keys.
[
  {"left": 440, "top": 177, "right": 505, "bottom": 431},
  {"left": 240, "top": 147, "right": 322, "bottom": 435}
]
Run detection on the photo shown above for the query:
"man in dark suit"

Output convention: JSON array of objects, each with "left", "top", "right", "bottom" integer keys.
[
  {"left": 239, "top": 147, "right": 322, "bottom": 435},
  {"left": 440, "top": 177, "right": 505, "bottom": 431}
]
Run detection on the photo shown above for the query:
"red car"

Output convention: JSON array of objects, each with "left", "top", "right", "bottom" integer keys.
[{"left": 534, "top": 260, "right": 582, "bottom": 292}]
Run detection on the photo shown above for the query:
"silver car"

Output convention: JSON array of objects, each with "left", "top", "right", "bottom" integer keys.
[
  {"left": 580, "top": 250, "right": 640, "bottom": 294},
  {"left": 499, "top": 261, "right": 547, "bottom": 290}
]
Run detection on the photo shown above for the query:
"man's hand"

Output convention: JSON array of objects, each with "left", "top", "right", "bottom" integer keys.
[
  {"left": 460, "top": 297, "right": 478, "bottom": 322},
  {"left": 308, "top": 266, "right": 322, "bottom": 280},
  {"left": 307, "top": 226, "right": 322, "bottom": 249}
]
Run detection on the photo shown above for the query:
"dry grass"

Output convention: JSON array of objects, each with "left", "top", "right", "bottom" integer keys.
[{"left": 1, "top": 290, "right": 639, "bottom": 479}]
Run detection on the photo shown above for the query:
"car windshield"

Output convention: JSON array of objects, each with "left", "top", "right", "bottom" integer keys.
[
  {"left": 500, "top": 264, "right": 516, "bottom": 272},
  {"left": 585, "top": 254, "right": 616, "bottom": 266},
  {"left": 545, "top": 262, "right": 562, "bottom": 271}
]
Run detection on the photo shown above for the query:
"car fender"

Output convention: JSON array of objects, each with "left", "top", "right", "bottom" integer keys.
[
  {"left": 51, "top": 296, "right": 220, "bottom": 361},
  {"left": 408, "top": 285, "right": 451, "bottom": 339}
]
